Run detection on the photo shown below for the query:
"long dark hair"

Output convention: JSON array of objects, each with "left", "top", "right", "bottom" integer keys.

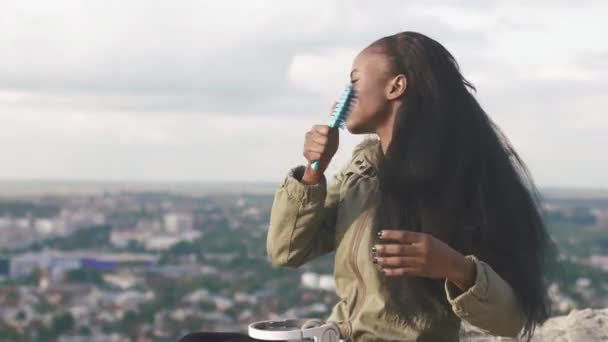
[{"left": 365, "top": 31, "right": 554, "bottom": 340}]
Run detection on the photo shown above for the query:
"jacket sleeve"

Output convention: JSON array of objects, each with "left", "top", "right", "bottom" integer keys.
[
  {"left": 266, "top": 160, "right": 349, "bottom": 268},
  {"left": 444, "top": 255, "right": 527, "bottom": 338}
]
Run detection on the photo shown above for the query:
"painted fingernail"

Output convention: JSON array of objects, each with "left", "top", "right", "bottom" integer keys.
[
  {"left": 377, "top": 231, "right": 383, "bottom": 237},
  {"left": 372, "top": 257, "right": 378, "bottom": 264},
  {"left": 371, "top": 246, "right": 376, "bottom": 252}
]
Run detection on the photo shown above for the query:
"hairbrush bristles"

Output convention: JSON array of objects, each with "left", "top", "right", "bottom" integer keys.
[
  {"left": 328, "top": 85, "right": 356, "bottom": 129},
  {"left": 311, "top": 85, "right": 356, "bottom": 170}
]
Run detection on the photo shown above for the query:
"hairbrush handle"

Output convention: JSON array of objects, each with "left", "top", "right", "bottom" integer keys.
[{"left": 310, "top": 86, "right": 356, "bottom": 171}]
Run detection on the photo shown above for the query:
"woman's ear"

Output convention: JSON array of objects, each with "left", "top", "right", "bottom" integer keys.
[{"left": 386, "top": 74, "right": 407, "bottom": 100}]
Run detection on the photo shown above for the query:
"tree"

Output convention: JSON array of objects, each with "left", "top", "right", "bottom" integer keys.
[
  {"left": 79, "top": 325, "right": 91, "bottom": 336},
  {"left": 50, "top": 312, "right": 74, "bottom": 336},
  {"left": 15, "top": 310, "right": 26, "bottom": 321}
]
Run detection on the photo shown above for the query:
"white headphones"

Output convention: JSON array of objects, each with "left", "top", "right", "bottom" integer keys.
[{"left": 248, "top": 318, "right": 341, "bottom": 342}]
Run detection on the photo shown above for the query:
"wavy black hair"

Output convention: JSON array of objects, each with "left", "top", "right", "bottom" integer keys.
[{"left": 365, "top": 31, "right": 555, "bottom": 341}]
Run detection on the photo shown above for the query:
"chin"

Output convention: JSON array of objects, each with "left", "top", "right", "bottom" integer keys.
[{"left": 346, "top": 120, "right": 371, "bottom": 135}]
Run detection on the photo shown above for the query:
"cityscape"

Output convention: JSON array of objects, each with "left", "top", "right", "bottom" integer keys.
[{"left": 0, "top": 183, "right": 607, "bottom": 341}]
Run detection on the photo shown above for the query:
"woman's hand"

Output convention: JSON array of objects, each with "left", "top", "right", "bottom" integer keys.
[
  {"left": 301, "top": 103, "right": 340, "bottom": 184},
  {"left": 372, "top": 230, "right": 477, "bottom": 292}
]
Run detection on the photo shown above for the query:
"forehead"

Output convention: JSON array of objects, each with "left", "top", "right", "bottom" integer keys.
[{"left": 352, "top": 47, "right": 391, "bottom": 74}]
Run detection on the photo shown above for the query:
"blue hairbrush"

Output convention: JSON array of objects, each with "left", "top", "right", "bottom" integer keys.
[{"left": 311, "top": 85, "right": 356, "bottom": 170}]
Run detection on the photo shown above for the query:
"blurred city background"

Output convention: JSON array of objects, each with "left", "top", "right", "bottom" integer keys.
[{"left": 1, "top": 1, "right": 607, "bottom": 341}]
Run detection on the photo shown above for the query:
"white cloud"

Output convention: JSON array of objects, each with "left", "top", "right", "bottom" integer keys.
[
  {"left": 287, "top": 47, "right": 358, "bottom": 95},
  {"left": 0, "top": 0, "right": 606, "bottom": 187},
  {"left": 0, "top": 111, "right": 363, "bottom": 182}
]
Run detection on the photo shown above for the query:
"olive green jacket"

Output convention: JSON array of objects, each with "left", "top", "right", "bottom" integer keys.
[{"left": 266, "top": 138, "right": 526, "bottom": 341}]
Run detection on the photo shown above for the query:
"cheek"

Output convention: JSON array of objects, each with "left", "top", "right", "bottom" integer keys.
[
  {"left": 350, "top": 83, "right": 385, "bottom": 122},
  {"left": 346, "top": 87, "right": 385, "bottom": 133}
]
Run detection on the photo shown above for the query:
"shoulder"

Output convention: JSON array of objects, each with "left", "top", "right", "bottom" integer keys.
[
  {"left": 345, "top": 135, "right": 381, "bottom": 178},
  {"left": 351, "top": 135, "right": 381, "bottom": 158}
]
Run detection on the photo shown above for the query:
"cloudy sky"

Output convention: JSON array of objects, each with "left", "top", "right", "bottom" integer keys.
[{"left": 0, "top": 0, "right": 606, "bottom": 188}]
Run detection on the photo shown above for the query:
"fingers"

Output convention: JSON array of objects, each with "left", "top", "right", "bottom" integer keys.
[
  {"left": 305, "top": 144, "right": 324, "bottom": 155},
  {"left": 303, "top": 123, "right": 337, "bottom": 166},
  {"left": 372, "top": 243, "right": 417, "bottom": 256},
  {"left": 372, "top": 231, "right": 441, "bottom": 278},
  {"left": 380, "top": 268, "right": 420, "bottom": 277},
  {"left": 303, "top": 150, "right": 322, "bottom": 162},
  {"left": 306, "top": 131, "right": 328, "bottom": 146},
  {"left": 377, "top": 230, "right": 424, "bottom": 244},
  {"left": 373, "top": 256, "right": 421, "bottom": 268},
  {"left": 313, "top": 124, "right": 330, "bottom": 136},
  {"left": 304, "top": 133, "right": 326, "bottom": 151},
  {"left": 372, "top": 253, "right": 423, "bottom": 277},
  {"left": 302, "top": 117, "right": 339, "bottom": 170},
  {"left": 303, "top": 131, "right": 329, "bottom": 162}
]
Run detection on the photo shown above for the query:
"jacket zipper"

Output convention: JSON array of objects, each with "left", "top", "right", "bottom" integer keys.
[{"left": 346, "top": 208, "right": 372, "bottom": 334}]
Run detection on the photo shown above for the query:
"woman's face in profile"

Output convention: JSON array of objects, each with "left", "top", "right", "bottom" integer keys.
[{"left": 346, "top": 47, "right": 395, "bottom": 135}]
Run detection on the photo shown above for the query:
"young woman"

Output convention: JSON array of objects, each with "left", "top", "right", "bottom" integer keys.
[{"left": 180, "top": 31, "right": 553, "bottom": 342}]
